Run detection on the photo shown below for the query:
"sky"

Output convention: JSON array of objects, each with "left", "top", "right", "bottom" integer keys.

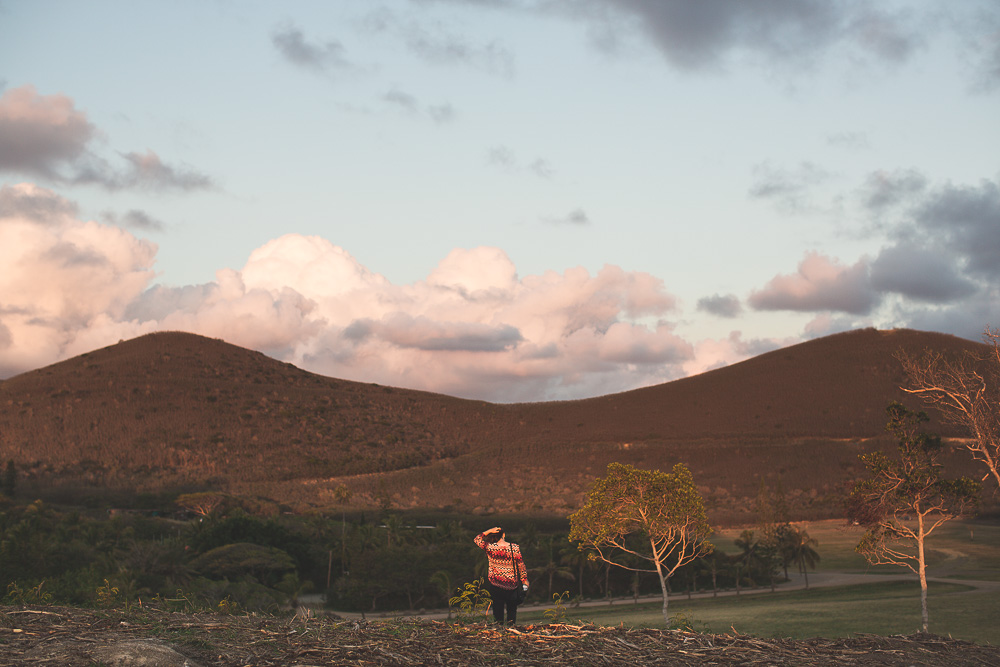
[{"left": 0, "top": 0, "right": 998, "bottom": 403}]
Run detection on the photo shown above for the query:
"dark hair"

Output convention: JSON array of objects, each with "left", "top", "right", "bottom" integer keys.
[{"left": 486, "top": 528, "right": 504, "bottom": 544}]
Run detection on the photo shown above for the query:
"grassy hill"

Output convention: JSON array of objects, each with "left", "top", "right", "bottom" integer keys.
[{"left": 0, "top": 328, "right": 992, "bottom": 522}]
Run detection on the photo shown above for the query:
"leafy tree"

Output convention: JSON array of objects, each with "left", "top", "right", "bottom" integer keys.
[
  {"left": 899, "top": 326, "right": 1000, "bottom": 491},
  {"left": 568, "top": 462, "right": 713, "bottom": 624},
  {"left": 189, "top": 542, "right": 296, "bottom": 586},
  {"left": 847, "top": 402, "right": 980, "bottom": 632}
]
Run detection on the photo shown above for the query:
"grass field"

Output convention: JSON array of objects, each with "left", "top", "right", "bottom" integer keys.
[{"left": 520, "top": 519, "right": 1000, "bottom": 645}]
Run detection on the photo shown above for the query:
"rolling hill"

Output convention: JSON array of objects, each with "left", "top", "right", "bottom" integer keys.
[{"left": 0, "top": 328, "right": 992, "bottom": 522}]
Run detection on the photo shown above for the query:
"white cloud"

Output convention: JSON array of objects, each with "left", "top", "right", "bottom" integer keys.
[
  {"left": 0, "top": 198, "right": 705, "bottom": 400},
  {"left": 0, "top": 184, "right": 157, "bottom": 374}
]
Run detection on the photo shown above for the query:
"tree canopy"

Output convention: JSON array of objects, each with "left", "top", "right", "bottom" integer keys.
[
  {"left": 899, "top": 326, "right": 1000, "bottom": 492},
  {"left": 568, "top": 462, "right": 712, "bottom": 624}
]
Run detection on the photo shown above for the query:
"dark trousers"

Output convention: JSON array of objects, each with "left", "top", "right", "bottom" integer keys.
[{"left": 487, "top": 582, "right": 520, "bottom": 626}]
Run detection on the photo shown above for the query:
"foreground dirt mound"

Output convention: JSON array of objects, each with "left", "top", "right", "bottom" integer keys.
[{"left": 2, "top": 605, "right": 998, "bottom": 666}]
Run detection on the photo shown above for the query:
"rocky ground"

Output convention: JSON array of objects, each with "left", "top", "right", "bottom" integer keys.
[{"left": 3, "top": 604, "right": 1000, "bottom": 666}]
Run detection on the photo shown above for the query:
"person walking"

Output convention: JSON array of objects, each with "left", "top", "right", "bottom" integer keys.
[{"left": 474, "top": 526, "right": 529, "bottom": 627}]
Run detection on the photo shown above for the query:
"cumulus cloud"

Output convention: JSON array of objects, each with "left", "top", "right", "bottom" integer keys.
[
  {"left": 803, "top": 313, "right": 872, "bottom": 339},
  {"left": 697, "top": 293, "right": 743, "bottom": 318},
  {"left": 892, "top": 287, "right": 1000, "bottom": 342},
  {"left": 0, "top": 85, "right": 213, "bottom": 192},
  {"left": 0, "top": 184, "right": 158, "bottom": 373},
  {"left": 747, "top": 172, "right": 997, "bottom": 339},
  {"left": 0, "top": 197, "right": 703, "bottom": 400},
  {"left": 912, "top": 179, "right": 1000, "bottom": 278},
  {"left": 748, "top": 252, "right": 877, "bottom": 315},
  {"left": 869, "top": 243, "right": 977, "bottom": 303},
  {"left": 859, "top": 173, "right": 1000, "bottom": 287},
  {"left": 682, "top": 330, "right": 786, "bottom": 377}
]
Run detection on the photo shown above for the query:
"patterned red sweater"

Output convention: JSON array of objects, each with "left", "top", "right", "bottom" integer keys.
[{"left": 474, "top": 533, "right": 529, "bottom": 590}]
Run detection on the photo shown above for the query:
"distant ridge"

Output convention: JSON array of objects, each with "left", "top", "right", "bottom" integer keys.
[{"left": 0, "top": 328, "right": 991, "bottom": 521}]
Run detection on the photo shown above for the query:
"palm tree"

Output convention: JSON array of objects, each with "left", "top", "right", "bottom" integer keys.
[
  {"left": 734, "top": 529, "right": 759, "bottom": 589},
  {"left": 529, "top": 536, "right": 575, "bottom": 598},
  {"left": 786, "top": 527, "right": 820, "bottom": 588},
  {"left": 696, "top": 550, "right": 727, "bottom": 597},
  {"left": 429, "top": 570, "right": 453, "bottom": 618},
  {"left": 559, "top": 541, "right": 593, "bottom": 601}
]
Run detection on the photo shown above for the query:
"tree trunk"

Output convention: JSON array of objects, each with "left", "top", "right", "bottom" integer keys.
[
  {"left": 658, "top": 573, "right": 670, "bottom": 625},
  {"left": 651, "top": 538, "right": 670, "bottom": 625},
  {"left": 918, "top": 512, "right": 929, "bottom": 633}
]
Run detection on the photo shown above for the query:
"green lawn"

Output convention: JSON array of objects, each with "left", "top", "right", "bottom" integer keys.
[
  {"left": 520, "top": 519, "right": 1000, "bottom": 645},
  {"left": 522, "top": 581, "right": 1000, "bottom": 644}
]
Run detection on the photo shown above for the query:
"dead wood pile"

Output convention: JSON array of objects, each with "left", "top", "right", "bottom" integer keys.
[{"left": 2, "top": 605, "right": 999, "bottom": 666}]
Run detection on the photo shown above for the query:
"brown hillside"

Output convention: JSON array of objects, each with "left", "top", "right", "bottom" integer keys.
[{"left": 0, "top": 328, "right": 992, "bottom": 521}]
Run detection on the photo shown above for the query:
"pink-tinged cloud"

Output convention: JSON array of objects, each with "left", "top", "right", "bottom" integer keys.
[
  {"left": 748, "top": 252, "right": 877, "bottom": 315},
  {"left": 0, "top": 184, "right": 157, "bottom": 373},
  {"left": 0, "top": 85, "right": 212, "bottom": 191},
  {"left": 0, "top": 196, "right": 704, "bottom": 401},
  {"left": 0, "top": 85, "right": 95, "bottom": 179},
  {"left": 682, "top": 331, "right": 789, "bottom": 378}
]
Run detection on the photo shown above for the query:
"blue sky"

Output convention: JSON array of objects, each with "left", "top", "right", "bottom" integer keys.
[{"left": 1, "top": 0, "right": 998, "bottom": 401}]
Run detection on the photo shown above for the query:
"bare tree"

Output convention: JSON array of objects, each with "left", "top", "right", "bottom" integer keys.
[
  {"left": 899, "top": 326, "right": 1000, "bottom": 491},
  {"left": 847, "top": 403, "right": 980, "bottom": 633}
]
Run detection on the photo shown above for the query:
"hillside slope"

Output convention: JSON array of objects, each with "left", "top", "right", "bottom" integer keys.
[{"left": 0, "top": 328, "right": 990, "bottom": 520}]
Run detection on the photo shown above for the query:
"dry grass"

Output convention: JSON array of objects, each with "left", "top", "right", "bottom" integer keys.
[
  {"left": 0, "top": 328, "right": 993, "bottom": 519},
  {"left": 3, "top": 604, "right": 999, "bottom": 666}
]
